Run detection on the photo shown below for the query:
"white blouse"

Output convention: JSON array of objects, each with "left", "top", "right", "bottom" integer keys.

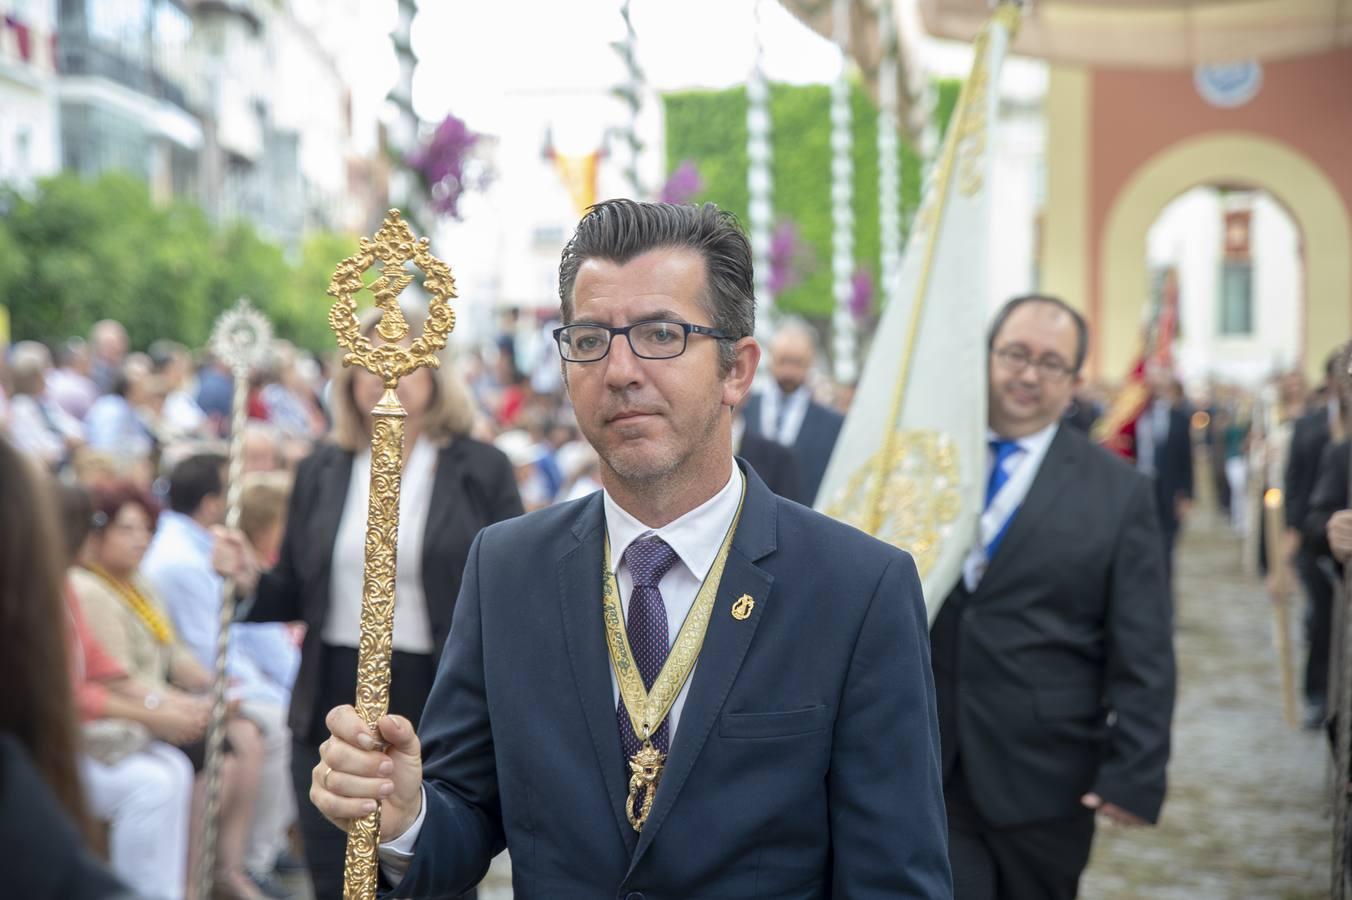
[{"left": 322, "top": 437, "right": 437, "bottom": 654}]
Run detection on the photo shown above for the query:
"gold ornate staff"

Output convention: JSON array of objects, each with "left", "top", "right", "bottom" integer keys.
[
  {"left": 197, "top": 299, "right": 273, "bottom": 900},
  {"left": 327, "top": 210, "right": 456, "bottom": 900}
]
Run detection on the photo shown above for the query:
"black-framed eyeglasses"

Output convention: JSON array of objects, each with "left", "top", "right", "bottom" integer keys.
[
  {"left": 553, "top": 320, "right": 733, "bottom": 363},
  {"left": 992, "top": 346, "right": 1076, "bottom": 382}
]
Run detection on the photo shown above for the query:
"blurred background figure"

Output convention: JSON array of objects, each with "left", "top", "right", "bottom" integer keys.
[
  {"left": 59, "top": 480, "right": 198, "bottom": 900},
  {"left": 743, "top": 319, "right": 843, "bottom": 505},
  {"left": 71, "top": 480, "right": 268, "bottom": 900},
  {"left": 6, "top": 339, "right": 84, "bottom": 470},
  {"left": 0, "top": 435, "right": 132, "bottom": 899},
  {"left": 1134, "top": 364, "right": 1194, "bottom": 582}
]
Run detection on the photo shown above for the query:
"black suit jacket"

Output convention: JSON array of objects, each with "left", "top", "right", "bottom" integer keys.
[
  {"left": 0, "top": 734, "right": 132, "bottom": 899},
  {"left": 392, "top": 462, "right": 951, "bottom": 899},
  {"left": 1287, "top": 409, "right": 1333, "bottom": 545},
  {"left": 245, "top": 439, "right": 523, "bottom": 740},
  {"left": 1304, "top": 437, "right": 1351, "bottom": 559},
  {"left": 743, "top": 393, "right": 844, "bottom": 506},
  {"left": 930, "top": 425, "right": 1176, "bottom": 828},
  {"left": 737, "top": 429, "right": 802, "bottom": 503},
  {"left": 1142, "top": 405, "right": 1194, "bottom": 531}
]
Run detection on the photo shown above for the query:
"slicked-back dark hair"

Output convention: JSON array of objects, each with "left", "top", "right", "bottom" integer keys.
[
  {"left": 987, "top": 293, "right": 1090, "bottom": 374},
  {"left": 557, "top": 200, "right": 755, "bottom": 373}
]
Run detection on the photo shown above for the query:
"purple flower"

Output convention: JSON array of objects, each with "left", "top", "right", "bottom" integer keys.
[
  {"left": 849, "top": 268, "right": 874, "bottom": 321},
  {"left": 768, "top": 221, "right": 811, "bottom": 296},
  {"left": 843, "top": 264, "right": 876, "bottom": 320},
  {"left": 406, "top": 113, "right": 487, "bottom": 220},
  {"left": 659, "top": 160, "right": 703, "bottom": 205}
]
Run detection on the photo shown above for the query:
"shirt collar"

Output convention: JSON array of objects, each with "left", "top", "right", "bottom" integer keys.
[
  {"left": 158, "top": 510, "right": 214, "bottom": 556},
  {"left": 987, "top": 419, "right": 1059, "bottom": 457},
  {"left": 602, "top": 462, "right": 743, "bottom": 582}
]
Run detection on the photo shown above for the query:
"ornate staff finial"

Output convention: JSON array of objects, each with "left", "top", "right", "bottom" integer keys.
[
  {"left": 330, "top": 210, "right": 457, "bottom": 900},
  {"left": 327, "top": 208, "right": 457, "bottom": 388},
  {"left": 210, "top": 297, "right": 273, "bottom": 373}
]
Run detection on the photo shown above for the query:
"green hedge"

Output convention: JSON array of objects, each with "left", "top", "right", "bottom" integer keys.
[
  {"left": 663, "top": 80, "right": 924, "bottom": 321},
  {"left": 0, "top": 173, "right": 355, "bottom": 352}
]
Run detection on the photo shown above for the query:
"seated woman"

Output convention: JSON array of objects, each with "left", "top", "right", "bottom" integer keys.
[
  {"left": 59, "top": 482, "right": 198, "bottom": 900},
  {"left": 70, "top": 481, "right": 269, "bottom": 900}
]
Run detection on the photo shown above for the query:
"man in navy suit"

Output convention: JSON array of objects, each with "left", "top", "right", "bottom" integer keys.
[
  {"left": 743, "top": 322, "right": 844, "bottom": 506},
  {"left": 299, "top": 201, "right": 949, "bottom": 898}
]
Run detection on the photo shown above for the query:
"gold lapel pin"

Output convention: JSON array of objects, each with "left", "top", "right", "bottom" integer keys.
[{"left": 731, "top": 594, "right": 755, "bottom": 621}]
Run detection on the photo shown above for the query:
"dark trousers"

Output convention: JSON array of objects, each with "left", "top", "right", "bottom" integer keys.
[
  {"left": 1297, "top": 551, "right": 1334, "bottom": 708},
  {"left": 290, "top": 644, "right": 469, "bottom": 900},
  {"left": 1159, "top": 522, "right": 1178, "bottom": 590},
  {"left": 945, "top": 762, "right": 1096, "bottom": 900}
]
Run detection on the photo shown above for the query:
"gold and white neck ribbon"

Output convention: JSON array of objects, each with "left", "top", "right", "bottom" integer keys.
[{"left": 601, "top": 480, "right": 746, "bottom": 830}]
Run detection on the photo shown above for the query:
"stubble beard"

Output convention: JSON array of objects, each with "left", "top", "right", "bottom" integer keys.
[{"left": 595, "top": 398, "right": 724, "bottom": 495}]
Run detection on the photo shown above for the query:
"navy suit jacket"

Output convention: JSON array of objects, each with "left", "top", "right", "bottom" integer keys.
[
  {"left": 743, "top": 394, "right": 844, "bottom": 506},
  {"left": 392, "top": 462, "right": 950, "bottom": 899}
]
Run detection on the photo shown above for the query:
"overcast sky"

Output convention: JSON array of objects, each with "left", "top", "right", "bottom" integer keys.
[{"left": 334, "top": 0, "right": 846, "bottom": 143}]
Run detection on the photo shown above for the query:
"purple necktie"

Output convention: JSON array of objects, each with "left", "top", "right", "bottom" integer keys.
[{"left": 617, "top": 536, "right": 680, "bottom": 764}]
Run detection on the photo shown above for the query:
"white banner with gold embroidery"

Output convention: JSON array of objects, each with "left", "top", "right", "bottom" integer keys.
[{"left": 815, "top": 5, "right": 1019, "bottom": 623}]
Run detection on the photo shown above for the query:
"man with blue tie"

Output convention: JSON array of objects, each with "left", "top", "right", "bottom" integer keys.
[
  {"left": 296, "top": 201, "right": 950, "bottom": 898},
  {"left": 931, "top": 295, "right": 1176, "bottom": 900}
]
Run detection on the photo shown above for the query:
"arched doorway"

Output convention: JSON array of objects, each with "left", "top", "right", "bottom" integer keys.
[
  {"left": 1097, "top": 132, "right": 1352, "bottom": 382},
  {"left": 1146, "top": 185, "right": 1303, "bottom": 388}
]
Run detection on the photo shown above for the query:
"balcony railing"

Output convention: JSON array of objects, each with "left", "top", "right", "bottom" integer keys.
[{"left": 57, "top": 37, "right": 190, "bottom": 110}]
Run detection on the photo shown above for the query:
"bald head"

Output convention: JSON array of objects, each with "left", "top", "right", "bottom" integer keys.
[
  {"left": 91, "top": 320, "right": 129, "bottom": 364},
  {"left": 769, "top": 323, "right": 817, "bottom": 396}
]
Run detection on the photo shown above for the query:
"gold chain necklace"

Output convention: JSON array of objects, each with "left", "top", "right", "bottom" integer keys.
[
  {"left": 86, "top": 564, "right": 177, "bottom": 645},
  {"left": 601, "top": 477, "right": 746, "bottom": 831}
]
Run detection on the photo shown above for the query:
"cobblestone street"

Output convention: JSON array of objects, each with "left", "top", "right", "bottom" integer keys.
[{"left": 1080, "top": 518, "right": 1329, "bottom": 899}]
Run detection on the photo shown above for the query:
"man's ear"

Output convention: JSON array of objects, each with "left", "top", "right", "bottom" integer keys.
[{"left": 721, "top": 337, "right": 761, "bottom": 409}]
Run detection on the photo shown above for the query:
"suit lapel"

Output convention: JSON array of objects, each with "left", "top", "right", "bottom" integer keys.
[
  {"left": 628, "top": 463, "right": 778, "bottom": 871},
  {"left": 557, "top": 494, "right": 637, "bottom": 853},
  {"left": 981, "top": 426, "right": 1078, "bottom": 585}
]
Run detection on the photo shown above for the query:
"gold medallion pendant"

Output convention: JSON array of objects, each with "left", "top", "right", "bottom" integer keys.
[{"left": 626, "top": 742, "right": 666, "bottom": 831}]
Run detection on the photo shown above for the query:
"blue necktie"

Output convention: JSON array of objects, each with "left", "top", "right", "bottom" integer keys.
[{"left": 985, "top": 439, "right": 1022, "bottom": 557}]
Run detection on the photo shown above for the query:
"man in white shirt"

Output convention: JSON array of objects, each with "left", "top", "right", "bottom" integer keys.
[
  {"left": 145, "top": 453, "right": 299, "bottom": 893},
  {"left": 742, "top": 320, "right": 844, "bottom": 505},
  {"left": 223, "top": 201, "right": 949, "bottom": 898},
  {"left": 932, "top": 295, "right": 1176, "bottom": 900}
]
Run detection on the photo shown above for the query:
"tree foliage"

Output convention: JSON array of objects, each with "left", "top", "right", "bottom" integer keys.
[{"left": 0, "top": 173, "right": 359, "bottom": 353}]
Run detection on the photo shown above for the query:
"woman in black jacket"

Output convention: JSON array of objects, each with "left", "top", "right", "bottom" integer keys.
[{"left": 245, "top": 306, "right": 523, "bottom": 899}]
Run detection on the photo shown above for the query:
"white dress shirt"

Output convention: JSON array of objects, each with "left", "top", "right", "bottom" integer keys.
[
  {"left": 962, "top": 421, "right": 1059, "bottom": 591},
  {"left": 379, "top": 462, "right": 744, "bottom": 876},
  {"left": 758, "top": 385, "right": 811, "bottom": 446},
  {"left": 1135, "top": 399, "right": 1170, "bottom": 478},
  {"left": 323, "top": 436, "right": 437, "bottom": 654}
]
